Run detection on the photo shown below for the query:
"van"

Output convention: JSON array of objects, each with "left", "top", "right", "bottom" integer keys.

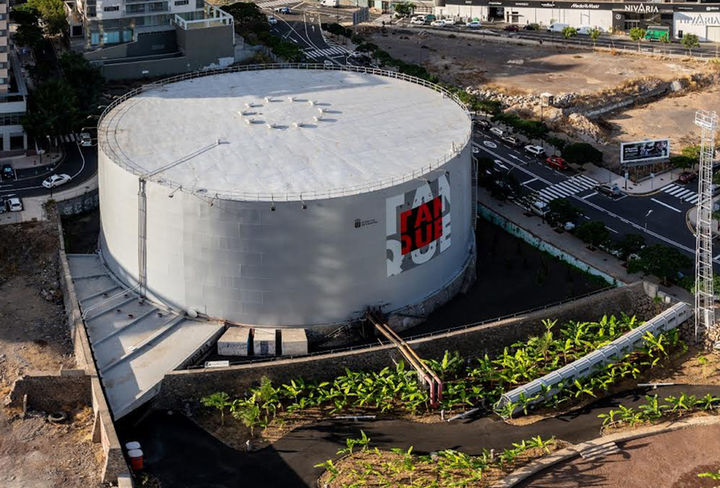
[{"left": 548, "top": 23, "right": 569, "bottom": 33}]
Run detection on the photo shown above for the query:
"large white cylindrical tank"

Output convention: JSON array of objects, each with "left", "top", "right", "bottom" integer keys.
[{"left": 98, "top": 66, "right": 474, "bottom": 327}]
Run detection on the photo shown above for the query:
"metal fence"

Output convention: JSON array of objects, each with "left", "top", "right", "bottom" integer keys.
[{"left": 97, "top": 63, "right": 472, "bottom": 202}]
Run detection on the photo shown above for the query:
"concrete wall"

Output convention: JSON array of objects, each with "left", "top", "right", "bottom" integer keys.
[
  {"left": 56, "top": 188, "right": 99, "bottom": 217},
  {"left": 155, "top": 282, "right": 660, "bottom": 409},
  {"left": 6, "top": 370, "right": 91, "bottom": 413},
  {"left": 176, "top": 23, "right": 235, "bottom": 68},
  {"left": 56, "top": 214, "right": 131, "bottom": 485}
]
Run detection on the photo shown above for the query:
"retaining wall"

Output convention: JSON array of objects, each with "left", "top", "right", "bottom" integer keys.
[
  {"left": 155, "top": 281, "right": 660, "bottom": 410},
  {"left": 6, "top": 369, "right": 90, "bottom": 413},
  {"left": 55, "top": 188, "right": 99, "bottom": 217}
]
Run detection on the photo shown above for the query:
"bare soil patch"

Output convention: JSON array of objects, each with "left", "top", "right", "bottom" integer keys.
[
  {"left": 362, "top": 28, "right": 703, "bottom": 95},
  {"left": 519, "top": 423, "right": 720, "bottom": 488},
  {"left": 0, "top": 216, "right": 103, "bottom": 487}
]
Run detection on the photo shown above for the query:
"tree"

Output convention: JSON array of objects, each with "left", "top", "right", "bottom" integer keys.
[
  {"left": 58, "top": 52, "right": 104, "bottom": 116},
  {"left": 628, "top": 27, "right": 646, "bottom": 51},
  {"left": 393, "top": 1, "right": 414, "bottom": 17},
  {"left": 613, "top": 233, "right": 645, "bottom": 260},
  {"left": 14, "top": 22, "right": 44, "bottom": 49},
  {"left": 681, "top": 33, "right": 700, "bottom": 56},
  {"left": 201, "top": 392, "right": 232, "bottom": 426},
  {"left": 626, "top": 244, "right": 692, "bottom": 285},
  {"left": 561, "top": 142, "right": 603, "bottom": 166},
  {"left": 562, "top": 26, "right": 577, "bottom": 40},
  {"left": 22, "top": 79, "right": 80, "bottom": 139},
  {"left": 669, "top": 155, "right": 696, "bottom": 169},
  {"left": 575, "top": 221, "right": 609, "bottom": 248},
  {"left": 589, "top": 28, "right": 601, "bottom": 47},
  {"left": 548, "top": 198, "right": 579, "bottom": 226},
  {"left": 659, "top": 33, "right": 670, "bottom": 52},
  {"left": 27, "top": 0, "right": 68, "bottom": 35}
]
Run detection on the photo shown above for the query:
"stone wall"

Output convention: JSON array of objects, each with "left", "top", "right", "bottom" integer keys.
[
  {"left": 56, "top": 189, "right": 99, "bottom": 217},
  {"left": 6, "top": 369, "right": 91, "bottom": 413},
  {"left": 155, "top": 281, "right": 662, "bottom": 410}
]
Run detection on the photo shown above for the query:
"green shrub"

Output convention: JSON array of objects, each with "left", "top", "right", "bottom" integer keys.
[
  {"left": 670, "top": 155, "right": 696, "bottom": 169},
  {"left": 546, "top": 136, "right": 566, "bottom": 150},
  {"left": 493, "top": 112, "right": 548, "bottom": 138},
  {"left": 322, "top": 22, "right": 353, "bottom": 38},
  {"left": 562, "top": 142, "right": 603, "bottom": 165}
]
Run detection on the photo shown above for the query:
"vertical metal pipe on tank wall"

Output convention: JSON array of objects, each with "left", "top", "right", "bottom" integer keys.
[{"left": 137, "top": 179, "right": 147, "bottom": 296}]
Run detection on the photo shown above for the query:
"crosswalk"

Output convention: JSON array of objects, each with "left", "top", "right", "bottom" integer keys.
[
  {"left": 533, "top": 175, "right": 597, "bottom": 203},
  {"left": 54, "top": 133, "right": 81, "bottom": 145},
  {"left": 303, "top": 46, "right": 349, "bottom": 59},
  {"left": 662, "top": 183, "right": 699, "bottom": 205},
  {"left": 256, "top": 0, "right": 292, "bottom": 8}
]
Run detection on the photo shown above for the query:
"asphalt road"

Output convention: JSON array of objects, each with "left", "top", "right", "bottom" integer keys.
[
  {"left": 472, "top": 127, "right": 714, "bottom": 272},
  {"left": 125, "top": 384, "right": 720, "bottom": 488},
  {"left": 0, "top": 142, "right": 98, "bottom": 199},
  {"left": 270, "top": 9, "right": 353, "bottom": 65}
]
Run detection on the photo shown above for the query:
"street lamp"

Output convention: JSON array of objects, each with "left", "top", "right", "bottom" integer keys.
[{"left": 644, "top": 209, "right": 653, "bottom": 230}]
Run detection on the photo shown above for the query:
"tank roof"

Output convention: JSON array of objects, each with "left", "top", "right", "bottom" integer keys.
[{"left": 99, "top": 67, "right": 470, "bottom": 200}]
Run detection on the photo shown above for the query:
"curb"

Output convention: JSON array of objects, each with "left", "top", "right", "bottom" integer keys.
[{"left": 492, "top": 414, "right": 720, "bottom": 487}]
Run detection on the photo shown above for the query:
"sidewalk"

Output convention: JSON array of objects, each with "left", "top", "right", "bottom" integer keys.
[
  {"left": 580, "top": 163, "right": 683, "bottom": 195},
  {"left": 2, "top": 149, "right": 63, "bottom": 180},
  {"left": 479, "top": 187, "right": 692, "bottom": 303}
]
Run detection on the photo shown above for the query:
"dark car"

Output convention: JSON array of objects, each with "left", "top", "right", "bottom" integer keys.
[
  {"left": 595, "top": 183, "right": 622, "bottom": 198},
  {"left": 504, "top": 25, "right": 519, "bottom": 32},
  {"left": 1, "top": 164, "right": 13, "bottom": 180},
  {"left": 678, "top": 171, "right": 697, "bottom": 184}
]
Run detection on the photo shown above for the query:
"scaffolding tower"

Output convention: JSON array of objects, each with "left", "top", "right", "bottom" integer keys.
[{"left": 694, "top": 110, "right": 718, "bottom": 347}]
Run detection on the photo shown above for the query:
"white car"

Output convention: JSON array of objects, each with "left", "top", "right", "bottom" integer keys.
[
  {"left": 79, "top": 132, "right": 92, "bottom": 147},
  {"left": 42, "top": 173, "right": 72, "bottom": 189},
  {"left": 7, "top": 197, "right": 22, "bottom": 212},
  {"left": 466, "top": 20, "right": 481, "bottom": 28},
  {"left": 524, "top": 145, "right": 545, "bottom": 157},
  {"left": 267, "top": 15, "right": 278, "bottom": 25},
  {"left": 410, "top": 17, "right": 426, "bottom": 25},
  {"left": 431, "top": 19, "right": 447, "bottom": 27}
]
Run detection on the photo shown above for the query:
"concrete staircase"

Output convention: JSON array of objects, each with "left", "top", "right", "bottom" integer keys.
[{"left": 67, "top": 254, "right": 224, "bottom": 419}]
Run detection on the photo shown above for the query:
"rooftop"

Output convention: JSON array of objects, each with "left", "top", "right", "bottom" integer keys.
[{"left": 98, "top": 66, "right": 471, "bottom": 201}]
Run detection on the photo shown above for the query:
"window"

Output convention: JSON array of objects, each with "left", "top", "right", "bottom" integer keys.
[
  {"left": 195, "top": 0, "right": 203, "bottom": 8},
  {"left": 103, "top": 6, "right": 119, "bottom": 11},
  {"left": 174, "top": 0, "right": 188, "bottom": 5}
]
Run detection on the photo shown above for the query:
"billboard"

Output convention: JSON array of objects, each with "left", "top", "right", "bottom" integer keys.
[
  {"left": 386, "top": 175, "right": 451, "bottom": 277},
  {"left": 620, "top": 139, "right": 670, "bottom": 165}
]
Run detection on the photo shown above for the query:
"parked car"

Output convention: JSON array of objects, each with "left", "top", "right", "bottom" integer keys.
[
  {"left": 545, "top": 155, "right": 568, "bottom": 170},
  {"left": 501, "top": 135, "right": 520, "bottom": 147},
  {"left": 678, "top": 171, "right": 698, "bottom": 184},
  {"left": 489, "top": 127, "right": 504, "bottom": 137},
  {"left": 431, "top": 19, "right": 448, "bottom": 27},
  {"left": 42, "top": 173, "right": 72, "bottom": 189},
  {"left": 267, "top": 15, "right": 278, "bottom": 25},
  {"left": 530, "top": 200, "right": 549, "bottom": 217},
  {"left": 1, "top": 164, "right": 13, "bottom": 180},
  {"left": 524, "top": 144, "right": 545, "bottom": 157},
  {"left": 411, "top": 16, "right": 426, "bottom": 25},
  {"left": 274, "top": 6, "right": 291, "bottom": 13},
  {"left": 504, "top": 24, "right": 519, "bottom": 32},
  {"left": 79, "top": 132, "right": 93, "bottom": 147},
  {"left": 7, "top": 197, "right": 22, "bottom": 212},
  {"left": 476, "top": 119, "right": 491, "bottom": 129},
  {"left": 466, "top": 20, "right": 482, "bottom": 28},
  {"left": 595, "top": 183, "right": 622, "bottom": 198}
]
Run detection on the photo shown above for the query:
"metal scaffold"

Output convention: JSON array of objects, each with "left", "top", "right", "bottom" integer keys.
[{"left": 694, "top": 110, "right": 718, "bottom": 347}]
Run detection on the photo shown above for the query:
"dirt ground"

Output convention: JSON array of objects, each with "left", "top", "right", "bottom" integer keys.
[
  {"left": 604, "top": 84, "right": 720, "bottom": 151},
  {"left": 363, "top": 28, "right": 703, "bottom": 95},
  {"left": 0, "top": 216, "right": 103, "bottom": 487},
  {"left": 520, "top": 424, "right": 720, "bottom": 488}
]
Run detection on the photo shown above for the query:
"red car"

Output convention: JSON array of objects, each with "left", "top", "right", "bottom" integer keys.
[
  {"left": 546, "top": 155, "right": 568, "bottom": 170},
  {"left": 504, "top": 25, "right": 519, "bottom": 32}
]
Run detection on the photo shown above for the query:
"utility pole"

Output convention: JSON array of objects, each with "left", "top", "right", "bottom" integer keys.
[{"left": 694, "top": 110, "right": 718, "bottom": 347}]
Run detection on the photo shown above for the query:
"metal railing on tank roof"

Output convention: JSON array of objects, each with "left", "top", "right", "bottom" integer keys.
[{"left": 97, "top": 63, "right": 473, "bottom": 202}]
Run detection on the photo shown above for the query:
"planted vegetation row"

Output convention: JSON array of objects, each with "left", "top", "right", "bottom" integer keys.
[
  {"left": 598, "top": 392, "right": 720, "bottom": 429},
  {"left": 201, "top": 315, "right": 684, "bottom": 431},
  {"left": 315, "top": 431, "right": 557, "bottom": 488}
]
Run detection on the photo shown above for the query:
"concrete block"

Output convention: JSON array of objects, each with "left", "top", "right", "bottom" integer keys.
[
  {"left": 253, "top": 328, "right": 276, "bottom": 356},
  {"left": 281, "top": 329, "right": 308, "bottom": 356},
  {"left": 217, "top": 327, "right": 250, "bottom": 356}
]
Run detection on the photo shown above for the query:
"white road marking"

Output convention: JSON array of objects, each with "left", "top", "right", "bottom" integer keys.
[
  {"left": 582, "top": 191, "right": 598, "bottom": 199},
  {"left": 606, "top": 226, "right": 619, "bottom": 234},
  {"left": 650, "top": 198, "right": 682, "bottom": 213},
  {"left": 522, "top": 177, "right": 538, "bottom": 185}
]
